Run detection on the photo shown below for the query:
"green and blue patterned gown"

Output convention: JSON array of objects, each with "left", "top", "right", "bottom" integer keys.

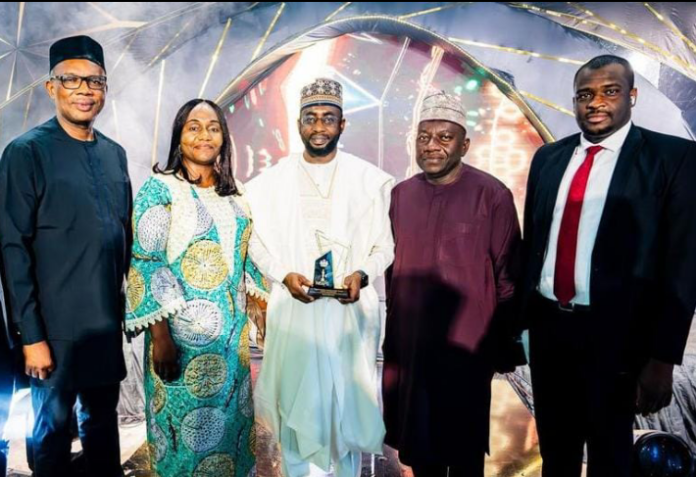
[{"left": 125, "top": 175, "right": 267, "bottom": 477}]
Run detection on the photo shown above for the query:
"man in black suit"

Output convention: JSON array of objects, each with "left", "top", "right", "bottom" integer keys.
[{"left": 522, "top": 54, "right": 696, "bottom": 477}]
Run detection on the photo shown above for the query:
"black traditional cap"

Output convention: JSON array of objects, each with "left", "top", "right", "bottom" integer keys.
[{"left": 49, "top": 35, "right": 106, "bottom": 72}]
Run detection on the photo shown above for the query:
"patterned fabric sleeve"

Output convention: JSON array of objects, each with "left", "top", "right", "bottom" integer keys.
[
  {"left": 237, "top": 182, "right": 270, "bottom": 303},
  {"left": 244, "top": 256, "right": 269, "bottom": 302},
  {"left": 243, "top": 223, "right": 269, "bottom": 349},
  {"left": 125, "top": 176, "right": 186, "bottom": 335},
  {"left": 244, "top": 255, "right": 268, "bottom": 349}
]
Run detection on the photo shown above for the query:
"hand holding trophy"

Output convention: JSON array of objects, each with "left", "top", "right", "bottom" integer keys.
[{"left": 308, "top": 250, "right": 350, "bottom": 299}]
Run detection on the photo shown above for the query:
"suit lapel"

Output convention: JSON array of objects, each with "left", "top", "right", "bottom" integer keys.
[{"left": 594, "top": 125, "right": 644, "bottom": 249}]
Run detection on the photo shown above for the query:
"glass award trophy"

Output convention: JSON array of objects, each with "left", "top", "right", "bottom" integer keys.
[{"left": 307, "top": 231, "right": 350, "bottom": 299}]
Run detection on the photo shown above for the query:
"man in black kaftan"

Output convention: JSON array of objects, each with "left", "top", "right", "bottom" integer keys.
[{"left": 0, "top": 35, "right": 130, "bottom": 476}]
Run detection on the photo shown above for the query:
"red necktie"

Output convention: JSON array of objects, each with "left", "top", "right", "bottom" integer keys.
[{"left": 554, "top": 145, "right": 603, "bottom": 305}]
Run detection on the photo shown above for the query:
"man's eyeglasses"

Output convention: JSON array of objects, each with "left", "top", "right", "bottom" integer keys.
[
  {"left": 50, "top": 75, "right": 107, "bottom": 91},
  {"left": 300, "top": 116, "right": 340, "bottom": 127}
]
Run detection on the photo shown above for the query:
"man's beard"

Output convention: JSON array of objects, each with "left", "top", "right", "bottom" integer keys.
[{"left": 302, "top": 133, "right": 341, "bottom": 157}]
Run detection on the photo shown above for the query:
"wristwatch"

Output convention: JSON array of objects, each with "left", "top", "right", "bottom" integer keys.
[{"left": 356, "top": 270, "right": 369, "bottom": 289}]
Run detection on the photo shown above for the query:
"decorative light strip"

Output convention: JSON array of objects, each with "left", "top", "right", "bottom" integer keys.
[
  {"left": 6, "top": 3, "right": 25, "bottom": 101},
  {"left": 325, "top": 2, "right": 353, "bottom": 22},
  {"left": 251, "top": 2, "right": 286, "bottom": 62},
  {"left": 16, "top": 2, "right": 25, "bottom": 45},
  {"left": 111, "top": 99, "right": 120, "bottom": 143},
  {"left": 199, "top": 17, "right": 233, "bottom": 98},
  {"left": 378, "top": 37, "right": 411, "bottom": 169},
  {"left": 1, "top": 2, "right": 219, "bottom": 111},
  {"left": 398, "top": 3, "right": 472, "bottom": 20},
  {"left": 512, "top": 3, "right": 696, "bottom": 76},
  {"left": 6, "top": 53, "right": 17, "bottom": 102},
  {"left": 151, "top": 60, "right": 166, "bottom": 168},
  {"left": 567, "top": 1, "right": 696, "bottom": 73},
  {"left": 643, "top": 2, "right": 696, "bottom": 56},
  {"left": 519, "top": 90, "right": 574, "bottom": 116},
  {"left": 448, "top": 37, "right": 585, "bottom": 65},
  {"left": 87, "top": 2, "right": 119, "bottom": 23},
  {"left": 21, "top": 86, "right": 33, "bottom": 132},
  {"left": 111, "top": 30, "right": 140, "bottom": 73},
  {"left": 147, "top": 17, "right": 195, "bottom": 67},
  {"left": 0, "top": 76, "right": 46, "bottom": 111}
]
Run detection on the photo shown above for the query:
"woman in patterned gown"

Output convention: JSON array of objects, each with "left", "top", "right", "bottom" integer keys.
[{"left": 125, "top": 99, "right": 267, "bottom": 477}]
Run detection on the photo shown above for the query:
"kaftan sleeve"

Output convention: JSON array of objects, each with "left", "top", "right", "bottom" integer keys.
[
  {"left": 489, "top": 186, "right": 526, "bottom": 371},
  {"left": 356, "top": 178, "right": 396, "bottom": 282},
  {"left": 244, "top": 253, "right": 270, "bottom": 303},
  {"left": 490, "top": 187, "right": 522, "bottom": 305},
  {"left": 0, "top": 141, "right": 45, "bottom": 345},
  {"left": 244, "top": 248, "right": 269, "bottom": 349},
  {"left": 248, "top": 228, "right": 291, "bottom": 285},
  {"left": 124, "top": 176, "right": 185, "bottom": 335}
]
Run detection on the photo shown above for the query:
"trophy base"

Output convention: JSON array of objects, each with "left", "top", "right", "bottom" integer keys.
[{"left": 308, "top": 287, "right": 350, "bottom": 299}]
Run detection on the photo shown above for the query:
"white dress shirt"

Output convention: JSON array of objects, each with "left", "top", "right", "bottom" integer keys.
[{"left": 539, "top": 120, "right": 633, "bottom": 305}]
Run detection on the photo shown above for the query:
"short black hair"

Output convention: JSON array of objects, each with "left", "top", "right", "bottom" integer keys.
[{"left": 574, "top": 55, "right": 635, "bottom": 89}]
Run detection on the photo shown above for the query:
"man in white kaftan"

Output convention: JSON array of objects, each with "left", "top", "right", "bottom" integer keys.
[{"left": 246, "top": 78, "right": 394, "bottom": 477}]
